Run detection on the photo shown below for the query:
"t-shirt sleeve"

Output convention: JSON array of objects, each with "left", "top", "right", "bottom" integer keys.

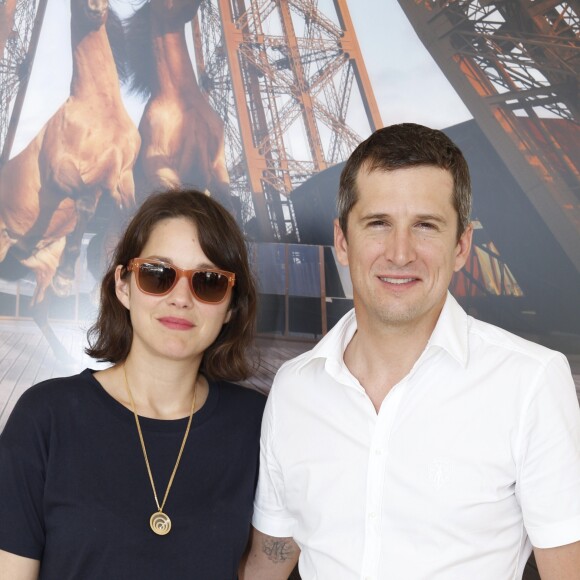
[
  {"left": 251, "top": 386, "right": 296, "bottom": 537},
  {"left": 0, "top": 390, "right": 47, "bottom": 559},
  {"left": 517, "top": 353, "right": 580, "bottom": 548}
]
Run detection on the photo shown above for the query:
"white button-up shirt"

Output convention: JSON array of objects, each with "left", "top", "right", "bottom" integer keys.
[{"left": 253, "top": 293, "right": 580, "bottom": 579}]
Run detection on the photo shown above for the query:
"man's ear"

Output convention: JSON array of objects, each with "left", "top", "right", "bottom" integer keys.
[
  {"left": 114, "top": 265, "right": 131, "bottom": 310},
  {"left": 453, "top": 222, "right": 474, "bottom": 273},
  {"left": 334, "top": 219, "right": 349, "bottom": 267}
]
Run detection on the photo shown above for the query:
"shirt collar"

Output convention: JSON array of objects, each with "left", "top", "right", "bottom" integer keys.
[
  {"left": 295, "top": 291, "right": 469, "bottom": 372},
  {"left": 295, "top": 308, "right": 357, "bottom": 372},
  {"left": 427, "top": 292, "right": 469, "bottom": 368}
]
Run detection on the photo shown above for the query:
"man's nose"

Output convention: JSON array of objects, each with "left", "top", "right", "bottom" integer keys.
[{"left": 386, "top": 227, "right": 416, "bottom": 266}]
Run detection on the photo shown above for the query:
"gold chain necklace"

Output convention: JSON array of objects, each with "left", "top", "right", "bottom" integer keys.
[{"left": 123, "top": 364, "right": 197, "bottom": 536}]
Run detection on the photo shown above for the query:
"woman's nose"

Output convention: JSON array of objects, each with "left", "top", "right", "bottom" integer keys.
[{"left": 167, "top": 276, "right": 194, "bottom": 307}]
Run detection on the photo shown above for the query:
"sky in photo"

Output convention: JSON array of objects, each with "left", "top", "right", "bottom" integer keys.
[{"left": 11, "top": 0, "right": 472, "bottom": 156}]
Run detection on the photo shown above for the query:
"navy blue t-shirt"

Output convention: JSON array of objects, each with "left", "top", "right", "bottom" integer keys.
[{"left": 0, "top": 369, "right": 266, "bottom": 579}]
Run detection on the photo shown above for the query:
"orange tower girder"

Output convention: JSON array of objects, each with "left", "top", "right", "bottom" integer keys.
[{"left": 197, "top": 0, "right": 383, "bottom": 241}]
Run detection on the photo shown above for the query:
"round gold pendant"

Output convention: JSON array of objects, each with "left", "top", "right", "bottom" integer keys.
[{"left": 150, "top": 511, "right": 171, "bottom": 535}]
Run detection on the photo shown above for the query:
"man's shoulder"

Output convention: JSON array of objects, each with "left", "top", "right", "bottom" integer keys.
[
  {"left": 468, "top": 316, "right": 565, "bottom": 367},
  {"left": 275, "top": 309, "right": 355, "bottom": 382},
  {"left": 274, "top": 346, "right": 322, "bottom": 383}
]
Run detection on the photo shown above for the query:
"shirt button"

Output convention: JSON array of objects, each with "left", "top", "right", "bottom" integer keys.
[
  {"left": 374, "top": 448, "right": 382, "bottom": 455},
  {"left": 369, "top": 512, "right": 377, "bottom": 519}
]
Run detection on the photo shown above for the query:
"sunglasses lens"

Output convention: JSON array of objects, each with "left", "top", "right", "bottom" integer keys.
[
  {"left": 137, "top": 262, "right": 176, "bottom": 295},
  {"left": 192, "top": 270, "right": 229, "bottom": 303}
]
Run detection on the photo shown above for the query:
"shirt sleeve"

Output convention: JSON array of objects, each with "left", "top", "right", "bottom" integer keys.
[
  {"left": 517, "top": 352, "right": 580, "bottom": 548},
  {"left": 251, "top": 384, "right": 296, "bottom": 537},
  {"left": 0, "top": 391, "right": 47, "bottom": 559}
]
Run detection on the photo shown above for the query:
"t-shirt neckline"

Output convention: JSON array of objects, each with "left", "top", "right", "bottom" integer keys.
[{"left": 82, "top": 368, "right": 219, "bottom": 433}]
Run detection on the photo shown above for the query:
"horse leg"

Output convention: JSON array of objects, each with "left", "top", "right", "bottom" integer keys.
[
  {"left": 0, "top": 220, "right": 18, "bottom": 262},
  {"left": 209, "top": 175, "right": 236, "bottom": 216},
  {"left": 10, "top": 183, "right": 62, "bottom": 262},
  {"left": 31, "top": 287, "right": 74, "bottom": 364},
  {"left": 116, "top": 161, "right": 138, "bottom": 212},
  {"left": 206, "top": 128, "right": 234, "bottom": 214},
  {"left": 21, "top": 239, "right": 73, "bottom": 362},
  {"left": 21, "top": 236, "right": 65, "bottom": 307},
  {"left": 52, "top": 193, "right": 100, "bottom": 297}
]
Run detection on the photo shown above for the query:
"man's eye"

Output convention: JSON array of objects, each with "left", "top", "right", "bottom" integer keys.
[{"left": 418, "top": 222, "right": 437, "bottom": 230}]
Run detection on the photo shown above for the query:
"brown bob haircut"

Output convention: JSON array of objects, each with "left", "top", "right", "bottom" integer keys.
[
  {"left": 338, "top": 123, "right": 472, "bottom": 240},
  {"left": 86, "top": 188, "right": 257, "bottom": 381}
]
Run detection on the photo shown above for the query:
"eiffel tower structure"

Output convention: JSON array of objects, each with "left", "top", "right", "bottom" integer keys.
[
  {"left": 193, "top": 0, "right": 382, "bottom": 241},
  {"left": 0, "top": 0, "right": 46, "bottom": 165},
  {"left": 399, "top": 1, "right": 579, "bottom": 274},
  {"left": 395, "top": 0, "right": 579, "bottom": 338},
  {"left": 1, "top": 0, "right": 578, "bottom": 340}
]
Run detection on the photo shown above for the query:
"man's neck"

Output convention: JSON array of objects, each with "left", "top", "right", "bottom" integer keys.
[{"left": 343, "top": 315, "right": 436, "bottom": 413}]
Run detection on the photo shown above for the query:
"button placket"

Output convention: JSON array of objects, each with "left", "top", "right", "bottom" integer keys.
[{"left": 361, "top": 383, "right": 406, "bottom": 579}]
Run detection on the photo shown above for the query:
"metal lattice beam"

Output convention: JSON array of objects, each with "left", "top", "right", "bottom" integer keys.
[
  {"left": 0, "top": 0, "right": 46, "bottom": 164},
  {"left": 195, "top": 0, "right": 382, "bottom": 241},
  {"left": 399, "top": 0, "right": 580, "bottom": 275}
]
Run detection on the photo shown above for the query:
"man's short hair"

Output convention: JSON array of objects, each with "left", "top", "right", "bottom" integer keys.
[{"left": 338, "top": 123, "right": 472, "bottom": 239}]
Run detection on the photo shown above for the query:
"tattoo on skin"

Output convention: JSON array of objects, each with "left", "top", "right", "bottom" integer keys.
[{"left": 262, "top": 538, "right": 294, "bottom": 563}]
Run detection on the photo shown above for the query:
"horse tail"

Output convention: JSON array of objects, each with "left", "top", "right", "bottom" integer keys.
[
  {"left": 124, "top": 1, "right": 154, "bottom": 99},
  {"left": 107, "top": 6, "right": 129, "bottom": 83}
]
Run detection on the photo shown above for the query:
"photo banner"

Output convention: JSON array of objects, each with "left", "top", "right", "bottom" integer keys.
[{"left": 0, "top": 0, "right": 578, "bottom": 390}]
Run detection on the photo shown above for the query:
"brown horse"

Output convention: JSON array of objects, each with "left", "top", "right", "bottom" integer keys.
[
  {"left": 0, "top": 0, "right": 141, "bottom": 305},
  {"left": 0, "top": 124, "right": 78, "bottom": 300},
  {"left": 125, "top": 0, "right": 231, "bottom": 210}
]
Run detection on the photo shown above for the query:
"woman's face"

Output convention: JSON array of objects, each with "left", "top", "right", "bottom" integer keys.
[{"left": 115, "top": 217, "right": 233, "bottom": 365}]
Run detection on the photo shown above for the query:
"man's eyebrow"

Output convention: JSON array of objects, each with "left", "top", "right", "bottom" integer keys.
[
  {"left": 415, "top": 213, "right": 448, "bottom": 224},
  {"left": 359, "top": 213, "right": 448, "bottom": 224},
  {"left": 360, "top": 213, "right": 391, "bottom": 222}
]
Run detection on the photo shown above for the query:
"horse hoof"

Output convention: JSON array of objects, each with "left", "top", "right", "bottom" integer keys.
[{"left": 52, "top": 274, "right": 75, "bottom": 297}]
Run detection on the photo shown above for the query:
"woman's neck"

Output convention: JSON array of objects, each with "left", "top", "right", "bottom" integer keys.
[{"left": 95, "top": 355, "right": 209, "bottom": 420}]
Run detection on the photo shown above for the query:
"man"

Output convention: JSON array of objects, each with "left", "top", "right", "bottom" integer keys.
[{"left": 241, "top": 124, "right": 580, "bottom": 579}]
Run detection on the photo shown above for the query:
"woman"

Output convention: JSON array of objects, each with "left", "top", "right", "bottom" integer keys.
[{"left": 0, "top": 189, "right": 265, "bottom": 579}]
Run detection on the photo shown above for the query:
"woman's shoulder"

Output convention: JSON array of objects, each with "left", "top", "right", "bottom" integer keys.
[
  {"left": 14, "top": 369, "right": 97, "bottom": 412},
  {"left": 214, "top": 380, "right": 266, "bottom": 411},
  {"left": 2, "top": 370, "right": 98, "bottom": 441}
]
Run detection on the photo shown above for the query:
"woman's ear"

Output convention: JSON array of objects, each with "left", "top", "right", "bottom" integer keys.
[{"left": 114, "top": 265, "right": 131, "bottom": 310}]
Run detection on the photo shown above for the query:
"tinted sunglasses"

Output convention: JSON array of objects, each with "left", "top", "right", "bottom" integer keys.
[{"left": 127, "top": 259, "right": 235, "bottom": 304}]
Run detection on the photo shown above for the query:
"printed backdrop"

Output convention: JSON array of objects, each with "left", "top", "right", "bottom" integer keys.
[{"left": 0, "top": 0, "right": 578, "bottom": 394}]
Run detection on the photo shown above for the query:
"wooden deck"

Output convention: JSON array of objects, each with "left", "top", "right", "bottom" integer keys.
[
  {"left": 1, "top": 319, "right": 579, "bottom": 433},
  {"left": 0, "top": 320, "right": 312, "bottom": 432}
]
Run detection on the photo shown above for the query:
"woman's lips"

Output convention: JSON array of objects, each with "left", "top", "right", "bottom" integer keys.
[{"left": 158, "top": 317, "right": 195, "bottom": 330}]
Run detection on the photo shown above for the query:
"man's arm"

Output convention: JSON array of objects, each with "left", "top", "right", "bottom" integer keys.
[
  {"left": 239, "top": 526, "right": 300, "bottom": 580},
  {"left": 534, "top": 541, "right": 580, "bottom": 580},
  {"left": 0, "top": 549, "right": 40, "bottom": 580}
]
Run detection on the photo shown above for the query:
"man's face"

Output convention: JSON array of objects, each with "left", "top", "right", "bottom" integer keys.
[{"left": 334, "top": 166, "right": 472, "bottom": 335}]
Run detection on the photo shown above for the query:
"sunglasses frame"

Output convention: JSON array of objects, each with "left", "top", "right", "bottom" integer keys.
[{"left": 127, "top": 258, "right": 235, "bottom": 304}]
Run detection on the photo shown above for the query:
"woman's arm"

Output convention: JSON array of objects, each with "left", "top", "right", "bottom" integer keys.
[{"left": 0, "top": 549, "right": 40, "bottom": 580}]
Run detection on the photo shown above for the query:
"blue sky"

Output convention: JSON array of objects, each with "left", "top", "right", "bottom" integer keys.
[{"left": 12, "top": 0, "right": 471, "bottom": 155}]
